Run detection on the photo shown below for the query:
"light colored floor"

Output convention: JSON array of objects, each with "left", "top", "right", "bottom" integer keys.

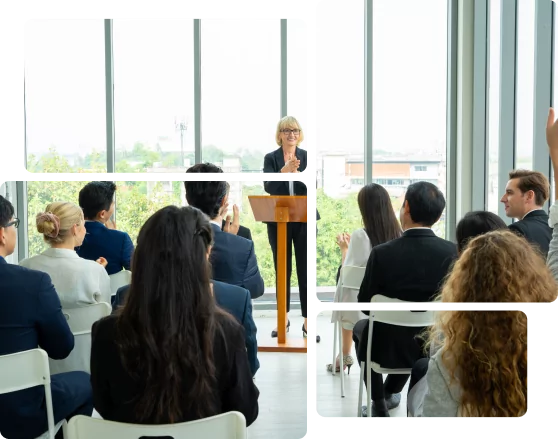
[{"left": 248, "top": 305, "right": 408, "bottom": 439}]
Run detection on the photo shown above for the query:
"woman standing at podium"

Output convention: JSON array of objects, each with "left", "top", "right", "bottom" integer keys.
[{"left": 263, "top": 116, "right": 320, "bottom": 343}]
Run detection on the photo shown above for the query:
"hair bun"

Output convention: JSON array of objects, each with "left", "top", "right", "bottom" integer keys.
[{"left": 36, "top": 212, "right": 61, "bottom": 238}]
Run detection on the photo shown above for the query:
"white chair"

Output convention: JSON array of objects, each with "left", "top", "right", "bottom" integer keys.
[
  {"left": 49, "top": 302, "right": 112, "bottom": 375},
  {"left": 357, "top": 306, "right": 436, "bottom": 417},
  {"left": 0, "top": 349, "right": 66, "bottom": 439},
  {"left": 109, "top": 270, "right": 132, "bottom": 297},
  {"left": 66, "top": 411, "right": 247, "bottom": 439},
  {"left": 331, "top": 265, "right": 366, "bottom": 398}
]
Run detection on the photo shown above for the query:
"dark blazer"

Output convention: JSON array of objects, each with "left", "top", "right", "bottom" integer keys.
[
  {"left": 76, "top": 221, "right": 134, "bottom": 275},
  {"left": 91, "top": 313, "right": 259, "bottom": 426},
  {"left": 0, "top": 257, "right": 74, "bottom": 437},
  {"left": 263, "top": 147, "right": 320, "bottom": 220},
  {"left": 220, "top": 220, "right": 252, "bottom": 241},
  {"left": 113, "top": 281, "right": 260, "bottom": 376},
  {"left": 356, "top": 228, "right": 457, "bottom": 368},
  {"left": 210, "top": 224, "right": 264, "bottom": 299},
  {"left": 509, "top": 209, "right": 552, "bottom": 257}
]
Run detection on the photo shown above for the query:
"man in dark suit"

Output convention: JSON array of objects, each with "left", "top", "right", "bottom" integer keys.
[
  {"left": 76, "top": 182, "right": 134, "bottom": 275},
  {"left": 0, "top": 195, "right": 93, "bottom": 438},
  {"left": 500, "top": 169, "right": 552, "bottom": 257},
  {"left": 354, "top": 182, "right": 458, "bottom": 417},
  {"left": 184, "top": 164, "right": 265, "bottom": 299},
  {"left": 113, "top": 280, "right": 260, "bottom": 377}
]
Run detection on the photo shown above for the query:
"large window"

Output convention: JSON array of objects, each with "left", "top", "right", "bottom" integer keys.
[
  {"left": 515, "top": 0, "right": 536, "bottom": 171},
  {"left": 487, "top": 0, "right": 502, "bottom": 214},
  {"left": 316, "top": 1, "right": 364, "bottom": 288},
  {"left": 200, "top": 20, "right": 280, "bottom": 172},
  {"left": 372, "top": 0, "right": 447, "bottom": 238}
]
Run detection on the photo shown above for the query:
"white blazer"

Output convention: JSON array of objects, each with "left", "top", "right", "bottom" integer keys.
[
  {"left": 20, "top": 248, "right": 112, "bottom": 308},
  {"left": 331, "top": 227, "right": 371, "bottom": 328}
]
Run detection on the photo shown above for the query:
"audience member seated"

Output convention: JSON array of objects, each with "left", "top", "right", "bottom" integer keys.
[
  {"left": 76, "top": 182, "right": 134, "bottom": 275},
  {"left": 408, "top": 230, "right": 556, "bottom": 417},
  {"left": 328, "top": 183, "right": 402, "bottom": 374},
  {"left": 500, "top": 169, "right": 552, "bottom": 257},
  {"left": 20, "top": 202, "right": 111, "bottom": 308},
  {"left": 0, "top": 196, "right": 93, "bottom": 439},
  {"left": 545, "top": 107, "right": 558, "bottom": 282},
  {"left": 91, "top": 206, "right": 259, "bottom": 426},
  {"left": 184, "top": 164, "right": 265, "bottom": 299},
  {"left": 407, "top": 210, "right": 507, "bottom": 404},
  {"left": 112, "top": 279, "right": 260, "bottom": 377},
  {"left": 354, "top": 181, "right": 457, "bottom": 417}
]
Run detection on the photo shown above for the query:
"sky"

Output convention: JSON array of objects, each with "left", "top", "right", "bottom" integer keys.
[{"left": 24, "top": 0, "right": 538, "bottom": 163}]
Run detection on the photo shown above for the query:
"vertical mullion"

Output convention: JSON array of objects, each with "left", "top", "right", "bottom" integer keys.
[
  {"left": 104, "top": 19, "right": 115, "bottom": 173},
  {"left": 364, "top": 0, "right": 373, "bottom": 185},
  {"left": 194, "top": 19, "right": 202, "bottom": 164},
  {"left": 24, "top": 75, "right": 28, "bottom": 170},
  {"left": 281, "top": 19, "right": 288, "bottom": 117},
  {"left": 16, "top": 181, "right": 28, "bottom": 261}
]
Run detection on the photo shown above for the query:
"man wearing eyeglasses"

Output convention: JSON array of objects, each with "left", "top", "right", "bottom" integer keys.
[{"left": 0, "top": 195, "right": 94, "bottom": 438}]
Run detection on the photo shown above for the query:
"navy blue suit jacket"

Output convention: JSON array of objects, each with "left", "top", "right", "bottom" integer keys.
[
  {"left": 113, "top": 280, "right": 260, "bottom": 376},
  {"left": 76, "top": 221, "right": 134, "bottom": 275},
  {"left": 209, "top": 223, "right": 264, "bottom": 299},
  {"left": 0, "top": 257, "right": 74, "bottom": 436}
]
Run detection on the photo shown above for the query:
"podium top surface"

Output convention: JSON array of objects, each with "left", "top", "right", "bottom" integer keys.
[{"left": 248, "top": 195, "right": 307, "bottom": 223}]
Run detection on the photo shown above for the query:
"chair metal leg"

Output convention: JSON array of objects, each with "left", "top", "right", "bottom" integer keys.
[
  {"left": 358, "top": 361, "right": 365, "bottom": 417},
  {"left": 366, "top": 364, "right": 372, "bottom": 417},
  {"left": 331, "top": 321, "right": 337, "bottom": 376},
  {"left": 339, "top": 323, "right": 344, "bottom": 397}
]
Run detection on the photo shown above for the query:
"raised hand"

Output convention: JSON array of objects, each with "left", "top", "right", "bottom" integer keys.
[
  {"left": 96, "top": 257, "right": 108, "bottom": 268},
  {"left": 223, "top": 204, "right": 240, "bottom": 235},
  {"left": 547, "top": 108, "right": 558, "bottom": 161}
]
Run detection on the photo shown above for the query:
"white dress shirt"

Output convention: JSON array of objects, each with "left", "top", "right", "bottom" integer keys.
[
  {"left": 331, "top": 228, "right": 370, "bottom": 328},
  {"left": 20, "top": 248, "right": 112, "bottom": 308}
]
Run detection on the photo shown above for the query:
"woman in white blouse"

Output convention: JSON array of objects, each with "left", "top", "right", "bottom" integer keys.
[
  {"left": 20, "top": 201, "right": 111, "bottom": 308},
  {"left": 328, "top": 184, "right": 402, "bottom": 373}
]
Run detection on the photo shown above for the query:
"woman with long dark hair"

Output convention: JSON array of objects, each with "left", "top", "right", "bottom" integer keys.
[
  {"left": 327, "top": 183, "right": 402, "bottom": 373},
  {"left": 90, "top": 206, "right": 259, "bottom": 425}
]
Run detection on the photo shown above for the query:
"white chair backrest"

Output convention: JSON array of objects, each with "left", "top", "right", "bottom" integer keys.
[
  {"left": 63, "top": 302, "right": 112, "bottom": 336},
  {"left": 340, "top": 265, "right": 366, "bottom": 290},
  {"left": 66, "top": 412, "right": 247, "bottom": 439},
  {"left": 109, "top": 270, "right": 132, "bottom": 296},
  {"left": 50, "top": 303, "right": 112, "bottom": 375},
  {"left": 0, "top": 349, "right": 58, "bottom": 438},
  {"left": 370, "top": 294, "right": 439, "bottom": 327}
]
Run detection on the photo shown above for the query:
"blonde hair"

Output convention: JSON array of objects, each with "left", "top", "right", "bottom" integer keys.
[
  {"left": 275, "top": 116, "right": 304, "bottom": 147},
  {"left": 427, "top": 230, "right": 557, "bottom": 416},
  {"left": 36, "top": 202, "right": 83, "bottom": 245}
]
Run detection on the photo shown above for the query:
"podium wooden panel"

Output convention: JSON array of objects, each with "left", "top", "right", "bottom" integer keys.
[{"left": 249, "top": 195, "right": 307, "bottom": 353}]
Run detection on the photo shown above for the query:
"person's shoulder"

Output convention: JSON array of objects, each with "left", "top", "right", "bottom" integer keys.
[
  {"left": 352, "top": 228, "right": 368, "bottom": 240},
  {"left": 264, "top": 148, "right": 281, "bottom": 159},
  {"left": 8, "top": 261, "right": 50, "bottom": 281},
  {"left": 79, "top": 256, "right": 108, "bottom": 273},
  {"left": 213, "top": 280, "right": 250, "bottom": 298}
]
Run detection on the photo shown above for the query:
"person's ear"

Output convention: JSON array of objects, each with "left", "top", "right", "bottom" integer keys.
[
  {"left": 0, "top": 228, "right": 5, "bottom": 246},
  {"left": 206, "top": 245, "right": 212, "bottom": 260},
  {"left": 221, "top": 194, "right": 229, "bottom": 206},
  {"left": 525, "top": 190, "right": 535, "bottom": 202}
]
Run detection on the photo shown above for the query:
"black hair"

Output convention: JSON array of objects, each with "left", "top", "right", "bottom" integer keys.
[
  {"left": 357, "top": 183, "right": 402, "bottom": 246},
  {"left": 456, "top": 210, "right": 508, "bottom": 253},
  {"left": 403, "top": 181, "right": 446, "bottom": 227},
  {"left": 78, "top": 181, "right": 117, "bottom": 219},
  {"left": 184, "top": 163, "right": 228, "bottom": 219},
  {"left": 0, "top": 195, "right": 15, "bottom": 227}
]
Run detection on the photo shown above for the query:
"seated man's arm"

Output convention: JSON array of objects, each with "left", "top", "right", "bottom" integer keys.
[
  {"left": 121, "top": 233, "right": 134, "bottom": 271},
  {"left": 242, "top": 242, "right": 265, "bottom": 299},
  {"left": 241, "top": 290, "right": 259, "bottom": 377},
  {"left": 357, "top": 249, "right": 379, "bottom": 315}
]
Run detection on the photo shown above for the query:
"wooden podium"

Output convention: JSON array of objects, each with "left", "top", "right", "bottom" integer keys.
[{"left": 248, "top": 195, "right": 307, "bottom": 353}]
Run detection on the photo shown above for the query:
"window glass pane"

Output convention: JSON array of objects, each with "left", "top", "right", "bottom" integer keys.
[
  {"left": 372, "top": 0, "right": 448, "bottom": 239},
  {"left": 25, "top": 20, "right": 106, "bottom": 172},
  {"left": 316, "top": 1, "right": 364, "bottom": 288},
  {"left": 515, "top": 0, "right": 536, "bottom": 170},
  {"left": 287, "top": 19, "right": 308, "bottom": 139},
  {"left": 201, "top": 20, "right": 280, "bottom": 172},
  {"left": 487, "top": 0, "right": 501, "bottom": 214}
]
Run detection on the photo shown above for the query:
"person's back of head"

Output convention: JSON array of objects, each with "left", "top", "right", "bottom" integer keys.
[
  {"left": 36, "top": 202, "right": 85, "bottom": 246},
  {"left": 455, "top": 211, "right": 507, "bottom": 253},
  {"left": 184, "top": 163, "right": 227, "bottom": 220},
  {"left": 357, "top": 183, "right": 402, "bottom": 247},
  {"left": 429, "top": 229, "right": 555, "bottom": 416},
  {"left": 401, "top": 181, "right": 446, "bottom": 228},
  {"left": 116, "top": 205, "right": 222, "bottom": 423},
  {"left": 78, "top": 181, "right": 117, "bottom": 220},
  {"left": 0, "top": 195, "right": 17, "bottom": 257}
]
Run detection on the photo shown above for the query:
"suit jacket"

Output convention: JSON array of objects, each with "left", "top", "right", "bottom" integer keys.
[
  {"left": 76, "top": 221, "right": 134, "bottom": 275},
  {"left": 113, "top": 280, "right": 260, "bottom": 376},
  {"left": 209, "top": 224, "right": 264, "bottom": 299},
  {"left": 220, "top": 220, "right": 252, "bottom": 241},
  {"left": 91, "top": 313, "right": 259, "bottom": 426},
  {"left": 356, "top": 228, "right": 457, "bottom": 368},
  {"left": 263, "top": 147, "right": 320, "bottom": 220},
  {"left": 509, "top": 209, "right": 552, "bottom": 258},
  {"left": 0, "top": 257, "right": 74, "bottom": 437}
]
